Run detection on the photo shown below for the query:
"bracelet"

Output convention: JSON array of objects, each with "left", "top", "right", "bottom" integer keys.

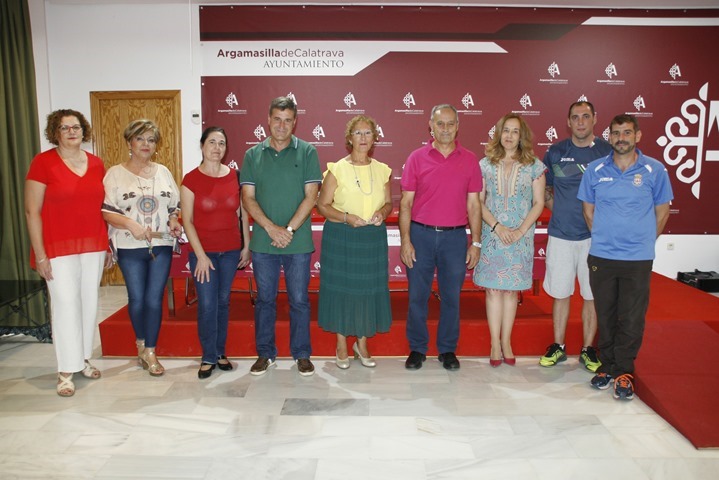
[
  {"left": 37, "top": 257, "right": 47, "bottom": 264},
  {"left": 471, "top": 241, "right": 482, "bottom": 248},
  {"left": 491, "top": 221, "right": 500, "bottom": 232},
  {"left": 343, "top": 212, "right": 348, "bottom": 224}
]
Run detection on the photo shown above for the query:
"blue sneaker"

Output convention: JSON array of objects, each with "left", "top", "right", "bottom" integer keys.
[
  {"left": 613, "top": 374, "right": 635, "bottom": 400},
  {"left": 590, "top": 372, "right": 614, "bottom": 390}
]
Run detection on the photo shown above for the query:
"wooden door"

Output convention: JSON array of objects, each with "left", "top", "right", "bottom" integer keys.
[{"left": 90, "top": 90, "right": 183, "bottom": 285}]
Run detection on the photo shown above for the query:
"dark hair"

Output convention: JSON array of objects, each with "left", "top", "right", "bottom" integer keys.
[
  {"left": 44, "top": 109, "right": 92, "bottom": 145},
  {"left": 485, "top": 113, "right": 536, "bottom": 165},
  {"left": 568, "top": 101, "right": 596, "bottom": 118},
  {"left": 200, "top": 126, "right": 227, "bottom": 146},
  {"left": 269, "top": 96, "right": 297, "bottom": 117},
  {"left": 610, "top": 114, "right": 640, "bottom": 132},
  {"left": 123, "top": 119, "right": 161, "bottom": 144}
]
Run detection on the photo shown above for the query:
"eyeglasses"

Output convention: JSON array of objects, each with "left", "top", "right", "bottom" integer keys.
[
  {"left": 58, "top": 125, "right": 82, "bottom": 133},
  {"left": 352, "top": 130, "right": 374, "bottom": 137}
]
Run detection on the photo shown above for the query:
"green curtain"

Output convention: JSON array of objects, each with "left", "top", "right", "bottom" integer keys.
[
  {"left": 0, "top": 0, "right": 47, "bottom": 336},
  {"left": 0, "top": 0, "right": 39, "bottom": 281}
]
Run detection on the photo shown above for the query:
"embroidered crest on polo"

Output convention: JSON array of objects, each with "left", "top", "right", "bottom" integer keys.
[{"left": 633, "top": 174, "right": 643, "bottom": 187}]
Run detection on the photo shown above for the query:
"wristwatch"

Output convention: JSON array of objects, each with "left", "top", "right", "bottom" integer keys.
[
  {"left": 471, "top": 241, "right": 482, "bottom": 248},
  {"left": 286, "top": 225, "right": 294, "bottom": 233}
]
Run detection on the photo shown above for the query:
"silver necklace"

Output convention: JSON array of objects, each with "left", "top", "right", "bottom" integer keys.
[
  {"left": 136, "top": 175, "right": 157, "bottom": 259},
  {"left": 350, "top": 159, "right": 373, "bottom": 196}
]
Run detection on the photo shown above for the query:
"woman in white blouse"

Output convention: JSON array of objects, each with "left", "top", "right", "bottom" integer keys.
[{"left": 102, "top": 119, "right": 182, "bottom": 376}]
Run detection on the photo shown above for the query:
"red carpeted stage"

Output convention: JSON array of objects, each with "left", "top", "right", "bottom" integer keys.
[{"left": 99, "top": 272, "right": 719, "bottom": 449}]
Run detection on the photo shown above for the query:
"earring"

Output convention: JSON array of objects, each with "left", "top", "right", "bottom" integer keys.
[{"left": 129, "top": 150, "right": 132, "bottom": 158}]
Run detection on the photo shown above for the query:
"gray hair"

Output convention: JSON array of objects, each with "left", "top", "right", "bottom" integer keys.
[{"left": 430, "top": 104, "right": 458, "bottom": 121}]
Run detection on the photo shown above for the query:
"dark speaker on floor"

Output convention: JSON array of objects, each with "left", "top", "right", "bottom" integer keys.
[{"left": 677, "top": 270, "right": 719, "bottom": 292}]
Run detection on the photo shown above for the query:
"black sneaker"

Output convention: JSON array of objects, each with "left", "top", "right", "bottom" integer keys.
[
  {"left": 579, "top": 346, "right": 601, "bottom": 373},
  {"left": 539, "top": 343, "right": 567, "bottom": 367},
  {"left": 590, "top": 372, "right": 614, "bottom": 390},
  {"left": 438, "top": 352, "right": 460, "bottom": 370},
  {"left": 613, "top": 374, "right": 635, "bottom": 400},
  {"left": 296, "top": 358, "right": 315, "bottom": 377},
  {"left": 405, "top": 351, "right": 426, "bottom": 370},
  {"left": 250, "top": 357, "right": 276, "bottom": 376}
]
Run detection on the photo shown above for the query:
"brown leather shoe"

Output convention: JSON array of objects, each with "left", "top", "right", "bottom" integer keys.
[
  {"left": 250, "top": 357, "right": 276, "bottom": 376},
  {"left": 296, "top": 358, "right": 315, "bottom": 377}
]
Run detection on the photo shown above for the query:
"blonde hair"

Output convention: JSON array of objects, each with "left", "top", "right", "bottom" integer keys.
[
  {"left": 485, "top": 114, "right": 535, "bottom": 165},
  {"left": 344, "top": 115, "right": 378, "bottom": 147},
  {"left": 123, "top": 119, "right": 161, "bottom": 144}
]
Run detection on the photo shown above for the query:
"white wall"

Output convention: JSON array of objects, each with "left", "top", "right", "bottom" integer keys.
[
  {"left": 28, "top": 0, "right": 719, "bottom": 279},
  {"left": 29, "top": 0, "right": 205, "bottom": 170}
]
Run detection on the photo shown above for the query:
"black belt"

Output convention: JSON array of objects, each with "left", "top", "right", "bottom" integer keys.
[{"left": 411, "top": 220, "right": 466, "bottom": 231}]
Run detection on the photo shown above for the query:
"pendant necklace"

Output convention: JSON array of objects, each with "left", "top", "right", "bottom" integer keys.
[
  {"left": 351, "top": 158, "right": 373, "bottom": 196},
  {"left": 136, "top": 173, "right": 157, "bottom": 260}
]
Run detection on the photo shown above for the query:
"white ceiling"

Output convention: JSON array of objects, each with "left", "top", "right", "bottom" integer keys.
[{"left": 49, "top": 1, "right": 719, "bottom": 10}]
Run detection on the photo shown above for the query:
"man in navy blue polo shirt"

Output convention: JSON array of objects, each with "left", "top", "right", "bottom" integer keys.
[
  {"left": 578, "top": 114, "right": 673, "bottom": 400},
  {"left": 539, "top": 101, "right": 612, "bottom": 372}
]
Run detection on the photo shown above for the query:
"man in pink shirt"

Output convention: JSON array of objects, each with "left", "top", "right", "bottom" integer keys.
[{"left": 399, "top": 104, "right": 483, "bottom": 370}]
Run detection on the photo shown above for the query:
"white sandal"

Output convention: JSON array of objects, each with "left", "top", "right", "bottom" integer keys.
[
  {"left": 57, "top": 373, "right": 75, "bottom": 397},
  {"left": 81, "top": 360, "right": 101, "bottom": 379}
]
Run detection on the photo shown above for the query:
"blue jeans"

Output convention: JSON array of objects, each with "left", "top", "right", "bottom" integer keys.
[
  {"left": 406, "top": 223, "right": 467, "bottom": 354},
  {"left": 252, "top": 252, "right": 312, "bottom": 360},
  {"left": 117, "top": 246, "right": 172, "bottom": 348},
  {"left": 190, "top": 250, "right": 241, "bottom": 364}
]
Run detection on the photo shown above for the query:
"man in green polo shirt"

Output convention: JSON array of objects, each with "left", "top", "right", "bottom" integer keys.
[{"left": 241, "top": 96, "right": 322, "bottom": 377}]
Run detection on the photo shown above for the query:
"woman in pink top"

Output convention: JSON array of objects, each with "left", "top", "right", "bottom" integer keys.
[{"left": 25, "top": 109, "right": 109, "bottom": 397}]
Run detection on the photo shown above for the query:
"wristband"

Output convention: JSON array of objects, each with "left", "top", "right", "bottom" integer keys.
[
  {"left": 471, "top": 241, "right": 482, "bottom": 248},
  {"left": 343, "top": 212, "right": 348, "bottom": 224},
  {"left": 37, "top": 257, "right": 47, "bottom": 264},
  {"left": 491, "top": 221, "right": 500, "bottom": 232}
]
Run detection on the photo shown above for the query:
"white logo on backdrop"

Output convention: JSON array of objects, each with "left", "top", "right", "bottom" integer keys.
[
  {"left": 605, "top": 63, "right": 618, "bottom": 79},
  {"left": 488, "top": 125, "right": 496, "bottom": 140},
  {"left": 312, "top": 125, "right": 326, "bottom": 141},
  {"left": 314, "top": 261, "right": 321, "bottom": 270},
  {"left": 519, "top": 94, "right": 533, "bottom": 109},
  {"left": 548, "top": 62, "right": 560, "bottom": 78},
  {"left": 225, "top": 92, "right": 238, "bottom": 108},
  {"left": 394, "top": 265, "right": 403, "bottom": 275},
  {"left": 462, "top": 93, "right": 474, "bottom": 109},
  {"left": 403, "top": 92, "right": 416, "bottom": 109},
  {"left": 578, "top": 94, "right": 589, "bottom": 102},
  {"left": 633, "top": 96, "right": 646, "bottom": 111},
  {"left": 253, "top": 125, "right": 266, "bottom": 141},
  {"left": 344, "top": 92, "right": 357, "bottom": 108},
  {"left": 287, "top": 92, "right": 298, "bottom": 106},
  {"left": 227, "top": 160, "right": 239, "bottom": 170},
  {"left": 657, "top": 82, "right": 719, "bottom": 199},
  {"left": 546, "top": 126, "right": 558, "bottom": 142},
  {"left": 376, "top": 125, "right": 385, "bottom": 138},
  {"left": 669, "top": 64, "right": 682, "bottom": 80},
  {"left": 602, "top": 127, "right": 610, "bottom": 142}
]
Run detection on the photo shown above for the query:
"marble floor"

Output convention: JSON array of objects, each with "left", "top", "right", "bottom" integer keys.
[{"left": 1, "top": 287, "right": 718, "bottom": 479}]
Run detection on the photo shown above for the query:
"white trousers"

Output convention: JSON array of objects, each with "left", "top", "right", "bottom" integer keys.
[{"left": 45, "top": 251, "right": 105, "bottom": 372}]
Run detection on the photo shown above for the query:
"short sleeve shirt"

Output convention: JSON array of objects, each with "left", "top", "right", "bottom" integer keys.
[
  {"left": 543, "top": 137, "right": 612, "bottom": 241},
  {"left": 182, "top": 167, "right": 242, "bottom": 253},
  {"left": 400, "top": 140, "right": 482, "bottom": 226},
  {"left": 241, "top": 136, "right": 322, "bottom": 254},
  {"left": 578, "top": 149, "right": 674, "bottom": 261},
  {"left": 325, "top": 157, "right": 391, "bottom": 221},
  {"left": 26, "top": 149, "right": 108, "bottom": 266},
  {"left": 102, "top": 164, "right": 180, "bottom": 250}
]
